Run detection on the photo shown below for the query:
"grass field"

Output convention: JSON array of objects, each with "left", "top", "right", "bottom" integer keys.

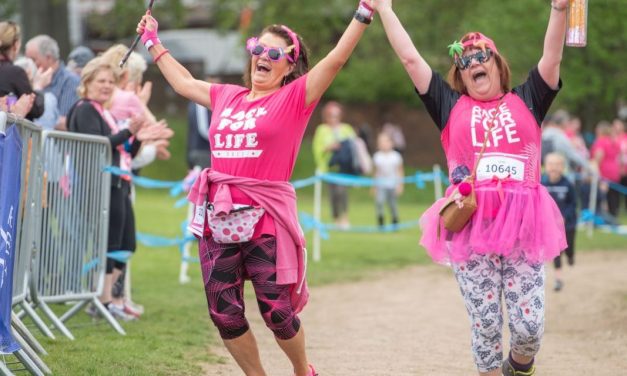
[
  {"left": 9, "top": 115, "right": 626, "bottom": 375},
  {"left": 28, "top": 180, "right": 625, "bottom": 375}
]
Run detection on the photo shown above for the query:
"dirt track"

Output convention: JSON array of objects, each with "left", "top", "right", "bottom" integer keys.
[{"left": 204, "top": 251, "right": 627, "bottom": 375}]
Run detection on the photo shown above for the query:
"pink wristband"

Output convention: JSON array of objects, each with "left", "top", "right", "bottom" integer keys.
[
  {"left": 355, "top": 0, "right": 374, "bottom": 25},
  {"left": 359, "top": 0, "right": 374, "bottom": 13},
  {"left": 355, "top": 0, "right": 375, "bottom": 24},
  {"left": 140, "top": 18, "right": 160, "bottom": 49}
]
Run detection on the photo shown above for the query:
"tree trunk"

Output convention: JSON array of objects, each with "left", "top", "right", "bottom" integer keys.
[{"left": 20, "top": 0, "right": 71, "bottom": 59}]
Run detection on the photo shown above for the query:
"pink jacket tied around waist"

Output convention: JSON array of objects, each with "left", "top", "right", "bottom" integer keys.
[{"left": 187, "top": 168, "right": 309, "bottom": 313}]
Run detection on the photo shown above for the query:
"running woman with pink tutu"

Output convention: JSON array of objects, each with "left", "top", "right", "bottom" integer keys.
[
  {"left": 374, "top": 0, "right": 568, "bottom": 375},
  {"left": 137, "top": 2, "right": 375, "bottom": 375}
]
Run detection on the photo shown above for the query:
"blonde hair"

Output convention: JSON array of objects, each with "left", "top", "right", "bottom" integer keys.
[
  {"left": 77, "top": 56, "right": 120, "bottom": 98},
  {"left": 595, "top": 120, "right": 612, "bottom": 136},
  {"left": 0, "top": 21, "right": 20, "bottom": 57},
  {"left": 544, "top": 152, "right": 566, "bottom": 166},
  {"left": 125, "top": 52, "right": 147, "bottom": 85},
  {"left": 100, "top": 44, "right": 147, "bottom": 85}
]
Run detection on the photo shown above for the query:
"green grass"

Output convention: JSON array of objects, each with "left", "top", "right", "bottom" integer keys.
[
  {"left": 9, "top": 113, "right": 625, "bottom": 375},
  {"left": 21, "top": 183, "right": 625, "bottom": 375}
]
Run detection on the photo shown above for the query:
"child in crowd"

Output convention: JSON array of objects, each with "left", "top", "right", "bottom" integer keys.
[
  {"left": 372, "top": 132, "right": 404, "bottom": 228},
  {"left": 542, "top": 152, "right": 578, "bottom": 291}
]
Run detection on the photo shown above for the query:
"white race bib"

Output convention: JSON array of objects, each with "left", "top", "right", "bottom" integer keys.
[{"left": 476, "top": 155, "right": 525, "bottom": 181}]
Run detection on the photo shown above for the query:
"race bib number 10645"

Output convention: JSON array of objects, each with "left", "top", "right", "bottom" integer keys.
[{"left": 476, "top": 155, "right": 525, "bottom": 181}]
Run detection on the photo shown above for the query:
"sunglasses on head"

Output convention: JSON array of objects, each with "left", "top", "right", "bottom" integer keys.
[
  {"left": 455, "top": 49, "right": 492, "bottom": 71},
  {"left": 246, "top": 37, "right": 294, "bottom": 63}
]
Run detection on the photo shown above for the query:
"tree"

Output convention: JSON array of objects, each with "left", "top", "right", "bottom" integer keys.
[
  {"left": 86, "top": 0, "right": 186, "bottom": 40},
  {"left": 0, "top": 0, "right": 18, "bottom": 19},
  {"left": 19, "top": 0, "right": 71, "bottom": 58},
  {"left": 214, "top": 0, "right": 626, "bottom": 128}
]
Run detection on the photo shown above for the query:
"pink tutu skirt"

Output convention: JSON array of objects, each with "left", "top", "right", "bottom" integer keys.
[{"left": 420, "top": 180, "right": 567, "bottom": 265}]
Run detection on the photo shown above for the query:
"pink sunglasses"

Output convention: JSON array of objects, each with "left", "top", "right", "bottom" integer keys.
[{"left": 246, "top": 37, "right": 294, "bottom": 62}]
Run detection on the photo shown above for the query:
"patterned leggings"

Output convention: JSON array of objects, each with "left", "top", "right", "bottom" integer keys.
[
  {"left": 199, "top": 235, "right": 300, "bottom": 340},
  {"left": 452, "top": 253, "right": 545, "bottom": 373}
]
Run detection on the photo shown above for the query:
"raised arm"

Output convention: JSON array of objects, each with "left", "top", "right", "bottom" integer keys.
[
  {"left": 375, "top": 0, "right": 432, "bottom": 94},
  {"left": 538, "top": 0, "right": 568, "bottom": 89},
  {"left": 137, "top": 14, "right": 213, "bottom": 108},
  {"left": 305, "top": 1, "right": 373, "bottom": 106}
]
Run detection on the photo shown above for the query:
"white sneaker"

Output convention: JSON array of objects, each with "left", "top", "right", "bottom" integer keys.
[
  {"left": 124, "top": 300, "right": 144, "bottom": 315},
  {"left": 108, "top": 304, "right": 137, "bottom": 322}
]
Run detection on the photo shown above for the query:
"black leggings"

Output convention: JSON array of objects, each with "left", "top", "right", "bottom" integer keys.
[
  {"left": 553, "top": 229, "right": 576, "bottom": 269},
  {"left": 106, "top": 181, "right": 136, "bottom": 273}
]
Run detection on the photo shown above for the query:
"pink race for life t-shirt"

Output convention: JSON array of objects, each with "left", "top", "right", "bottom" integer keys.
[
  {"left": 207, "top": 74, "right": 318, "bottom": 236},
  {"left": 591, "top": 136, "right": 621, "bottom": 182}
]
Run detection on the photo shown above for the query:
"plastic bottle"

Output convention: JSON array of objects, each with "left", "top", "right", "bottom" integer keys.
[
  {"left": 566, "top": 0, "right": 588, "bottom": 47},
  {"left": 6, "top": 92, "right": 18, "bottom": 111}
]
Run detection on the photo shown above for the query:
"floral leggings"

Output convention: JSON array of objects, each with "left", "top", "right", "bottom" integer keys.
[
  {"left": 452, "top": 253, "right": 545, "bottom": 373},
  {"left": 199, "top": 235, "right": 300, "bottom": 340}
]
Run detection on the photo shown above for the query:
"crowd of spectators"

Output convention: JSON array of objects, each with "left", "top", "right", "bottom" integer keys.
[{"left": 0, "top": 21, "right": 175, "bottom": 322}]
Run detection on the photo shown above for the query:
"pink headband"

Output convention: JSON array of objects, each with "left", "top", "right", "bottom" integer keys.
[
  {"left": 280, "top": 25, "right": 300, "bottom": 63},
  {"left": 461, "top": 32, "right": 498, "bottom": 54}
]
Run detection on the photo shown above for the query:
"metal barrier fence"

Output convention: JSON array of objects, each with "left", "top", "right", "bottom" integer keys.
[
  {"left": 1, "top": 112, "right": 126, "bottom": 375},
  {"left": 26, "top": 130, "right": 125, "bottom": 337},
  {"left": 1, "top": 113, "right": 50, "bottom": 376},
  {"left": 9, "top": 118, "right": 57, "bottom": 345}
]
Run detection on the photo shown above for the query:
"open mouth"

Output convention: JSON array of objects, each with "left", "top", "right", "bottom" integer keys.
[
  {"left": 472, "top": 70, "right": 487, "bottom": 83},
  {"left": 256, "top": 62, "right": 271, "bottom": 73}
]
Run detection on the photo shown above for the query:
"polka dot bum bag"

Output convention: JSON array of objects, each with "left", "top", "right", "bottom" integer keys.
[{"left": 207, "top": 203, "right": 266, "bottom": 244}]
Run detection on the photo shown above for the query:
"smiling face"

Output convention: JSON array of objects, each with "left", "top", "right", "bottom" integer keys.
[
  {"left": 85, "top": 68, "right": 116, "bottom": 105},
  {"left": 459, "top": 47, "right": 502, "bottom": 101},
  {"left": 249, "top": 32, "right": 294, "bottom": 93}
]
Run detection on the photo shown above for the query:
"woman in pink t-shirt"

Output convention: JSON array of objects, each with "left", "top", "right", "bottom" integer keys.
[
  {"left": 136, "top": 2, "right": 375, "bottom": 375},
  {"left": 591, "top": 121, "right": 622, "bottom": 217},
  {"left": 614, "top": 118, "right": 627, "bottom": 211},
  {"left": 375, "top": 0, "right": 568, "bottom": 375}
]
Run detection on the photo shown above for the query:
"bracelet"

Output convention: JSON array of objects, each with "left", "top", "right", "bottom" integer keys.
[
  {"left": 354, "top": 0, "right": 374, "bottom": 24},
  {"left": 153, "top": 49, "right": 170, "bottom": 63},
  {"left": 354, "top": 11, "right": 372, "bottom": 24}
]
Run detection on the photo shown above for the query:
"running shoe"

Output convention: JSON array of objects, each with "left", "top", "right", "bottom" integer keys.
[
  {"left": 108, "top": 304, "right": 138, "bottom": 322},
  {"left": 502, "top": 358, "right": 536, "bottom": 376},
  {"left": 123, "top": 302, "right": 143, "bottom": 318},
  {"left": 125, "top": 299, "right": 145, "bottom": 315},
  {"left": 84, "top": 303, "right": 101, "bottom": 319},
  {"left": 294, "top": 364, "right": 318, "bottom": 376}
]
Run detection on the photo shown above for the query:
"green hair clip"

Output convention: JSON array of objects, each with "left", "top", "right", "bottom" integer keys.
[{"left": 448, "top": 40, "right": 464, "bottom": 58}]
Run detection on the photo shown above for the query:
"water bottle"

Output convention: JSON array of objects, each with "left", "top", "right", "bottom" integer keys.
[
  {"left": 566, "top": 0, "right": 588, "bottom": 47},
  {"left": 6, "top": 92, "right": 18, "bottom": 112}
]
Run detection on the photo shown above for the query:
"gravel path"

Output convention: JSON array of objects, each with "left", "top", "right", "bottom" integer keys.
[{"left": 204, "top": 251, "right": 627, "bottom": 375}]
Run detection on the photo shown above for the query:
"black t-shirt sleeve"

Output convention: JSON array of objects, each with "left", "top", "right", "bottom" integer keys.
[
  {"left": 27, "top": 91, "right": 45, "bottom": 120},
  {"left": 512, "top": 66, "right": 562, "bottom": 127},
  {"left": 6, "top": 66, "right": 44, "bottom": 119},
  {"left": 416, "top": 71, "right": 461, "bottom": 132}
]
